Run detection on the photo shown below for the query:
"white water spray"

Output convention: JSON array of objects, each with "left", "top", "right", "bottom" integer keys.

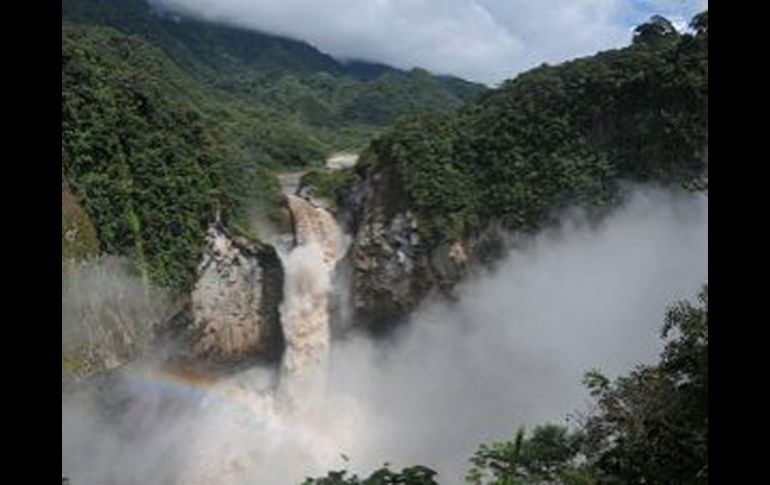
[
  {"left": 277, "top": 194, "right": 344, "bottom": 406},
  {"left": 63, "top": 185, "right": 706, "bottom": 485}
]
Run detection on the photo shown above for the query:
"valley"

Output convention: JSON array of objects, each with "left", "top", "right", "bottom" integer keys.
[{"left": 62, "top": 2, "right": 708, "bottom": 484}]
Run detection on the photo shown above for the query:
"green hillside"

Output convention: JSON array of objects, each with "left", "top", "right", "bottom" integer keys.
[
  {"left": 61, "top": 0, "right": 485, "bottom": 290},
  {"left": 360, "top": 12, "right": 708, "bottom": 246}
]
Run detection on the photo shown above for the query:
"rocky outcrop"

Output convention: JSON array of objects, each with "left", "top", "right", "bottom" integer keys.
[
  {"left": 347, "top": 204, "right": 426, "bottom": 322},
  {"left": 171, "top": 222, "right": 285, "bottom": 366},
  {"left": 339, "top": 160, "right": 504, "bottom": 332}
]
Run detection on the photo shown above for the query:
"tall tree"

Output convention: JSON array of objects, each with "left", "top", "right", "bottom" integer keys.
[{"left": 580, "top": 285, "right": 708, "bottom": 483}]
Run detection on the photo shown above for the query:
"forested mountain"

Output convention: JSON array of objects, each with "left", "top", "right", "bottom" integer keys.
[
  {"left": 62, "top": 5, "right": 708, "bottom": 482},
  {"left": 340, "top": 12, "right": 708, "bottom": 330},
  {"left": 358, "top": 12, "right": 708, "bottom": 245},
  {"left": 61, "top": 0, "right": 483, "bottom": 133},
  {"left": 61, "top": 0, "right": 706, "bottom": 317},
  {"left": 61, "top": 0, "right": 485, "bottom": 289}
]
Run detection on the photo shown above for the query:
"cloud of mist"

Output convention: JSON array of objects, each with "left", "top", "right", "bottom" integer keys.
[
  {"left": 325, "top": 187, "right": 707, "bottom": 479},
  {"left": 62, "top": 186, "right": 707, "bottom": 484},
  {"left": 62, "top": 256, "right": 170, "bottom": 373}
]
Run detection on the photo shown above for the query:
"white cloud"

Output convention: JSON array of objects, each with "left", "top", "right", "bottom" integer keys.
[{"left": 151, "top": 0, "right": 647, "bottom": 85}]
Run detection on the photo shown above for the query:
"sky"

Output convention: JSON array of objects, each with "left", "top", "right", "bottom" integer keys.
[{"left": 151, "top": 0, "right": 708, "bottom": 85}]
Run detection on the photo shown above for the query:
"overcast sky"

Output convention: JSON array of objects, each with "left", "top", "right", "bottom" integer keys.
[{"left": 151, "top": 0, "right": 708, "bottom": 84}]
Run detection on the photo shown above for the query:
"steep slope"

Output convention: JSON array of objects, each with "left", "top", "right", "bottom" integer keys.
[
  {"left": 340, "top": 13, "right": 708, "bottom": 331},
  {"left": 166, "top": 222, "right": 285, "bottom": 367},
  {"left": 62, "top": 23, "right": 227, "bottom": 289}
]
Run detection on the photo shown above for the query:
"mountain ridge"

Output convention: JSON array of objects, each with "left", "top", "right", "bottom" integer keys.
[{"left": 62, "top": 0, "right": 483, "bottom": 92}]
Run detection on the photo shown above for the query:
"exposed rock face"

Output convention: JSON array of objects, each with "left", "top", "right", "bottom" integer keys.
[
  {"left": 186, "top": 222, "right": 284, "bottom": 365},
  {"left": 340, "top": 160, "right": 504, "bottom": 332},
  {"left": 346, "top": 207, "right": 431, "bottom": 330}
]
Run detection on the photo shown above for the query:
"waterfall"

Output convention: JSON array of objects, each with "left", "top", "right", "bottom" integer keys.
[
  {"left": 173, "top": 193, "right": 349, "bottom": 484},
  {"left": 277, "top": 194, "right": 343, "bottom": 406},
  {"left": 63, "top": 165, "right": 356, "bottom": 485}
]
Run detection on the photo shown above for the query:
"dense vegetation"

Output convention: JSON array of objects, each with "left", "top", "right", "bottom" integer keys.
[
  {"left": 299, "top": 168, "right": 357, "bottom": 211},
  {"left": 61, "top": 0, "right": 484, "bottom": 289},
  {"left": 362, "top": 12, "right": 708, "bottom": 246},
  {"left": 62, "top": 24, "right": 225, "bottom": 288},
  {"left": 305, "top": 285, "right": 708, "bottom": 484},
  {"left": 62, "top": 3, "right": 708, "bottom": 480},
  {"left": 61, "top": 0, "right": 483, "bottom": 150}
]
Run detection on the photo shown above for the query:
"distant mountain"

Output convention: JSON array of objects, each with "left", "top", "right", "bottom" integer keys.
[{"left": 61, "top": 0, "right": 483, "bottom": 110}]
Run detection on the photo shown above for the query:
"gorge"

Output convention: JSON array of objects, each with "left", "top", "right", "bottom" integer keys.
[
  {"left": 62, "top": 3, "right": 708, "bottom": 483},
  {"left": 62, "top": 176, "right": 707, "bottom": 484}
]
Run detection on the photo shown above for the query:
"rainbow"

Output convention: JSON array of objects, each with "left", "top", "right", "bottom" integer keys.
[{"left": 116, "top": 363, "right": 275, "bottom": 415}]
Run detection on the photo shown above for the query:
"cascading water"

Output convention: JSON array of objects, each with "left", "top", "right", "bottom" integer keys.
[
  {"left": 175, "top": 191, "right": 353, "bottom": 485},
  {"left": 64, "top": 161, "right": 362, "bottom": 485},
  {"left": 277, "top": 194, "right": 343, "bottom": 407}
]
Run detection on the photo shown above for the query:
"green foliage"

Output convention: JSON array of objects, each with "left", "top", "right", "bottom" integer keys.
[
  {"left": 300, "top": 168, "right": 356, "bottom": 210},
  {"left": 61, "top": 0, "right": 485, "bottom": 134},
  {"left": 373, "top": 114, "right": 482, "bottom": 242},
  {"left": 61, "top": 0, "right": 486, "bottom": 289},
  {"left": 342, "top": 70, "right": 476, "bottom": 125},
  {"left": 691, "top": 11, "right": 708, "bottom": 39},
  {"left": 303, "top": 465, "right": 438, "bottom": 485},
  {"left": 465, "top": 285, "right": 708, "bottom": 485},
  {"left": 580, "top": 285, "right": 708, "bottom": 484},
  {"left": 632, "top": 15, "right": 679, "bottom": 47},
  {"left": 366, "top": 12, "right": 707, "bottom": 246},
  {"left": 62, "top": 24, "right": 223, "bottom": 289},
  {"left": 467, "top": 426, "right": 591, "bottom": 485}
]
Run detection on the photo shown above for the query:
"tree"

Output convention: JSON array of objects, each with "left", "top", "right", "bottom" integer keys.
[
  {"left": 465, "top": 286, "right": 708, "bottom": 484},
  {"left": 691, "top": 11, "right": 708, "bottom": 38},
  {"left": 466, "top": 426, "right": 593, "bottom": 484},
  {"left": 632, "top": 15, "right": 679, "bottom": 46},
  {"left": 580, "top": 286, "right": 708, "bottom": 484}
]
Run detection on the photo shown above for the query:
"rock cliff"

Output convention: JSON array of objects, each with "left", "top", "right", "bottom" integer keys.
[
  {"left": 339, "top": 159, "right": 504, "bottom": 332},
  {"left": 165, "top": 222, "right": 285, "bottom": 366}
]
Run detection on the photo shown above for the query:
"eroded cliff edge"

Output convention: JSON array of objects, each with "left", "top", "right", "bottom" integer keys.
[{"left": 161, "top": 222, "right": 285, "bottom": 368}]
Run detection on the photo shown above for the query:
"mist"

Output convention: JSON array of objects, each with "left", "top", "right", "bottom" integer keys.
[
  {"left": 62, "top": 186, "right": 707, "bottom": 484},
  {"left": 62, "top": 256, "right": 170, "bottom": 374}
]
